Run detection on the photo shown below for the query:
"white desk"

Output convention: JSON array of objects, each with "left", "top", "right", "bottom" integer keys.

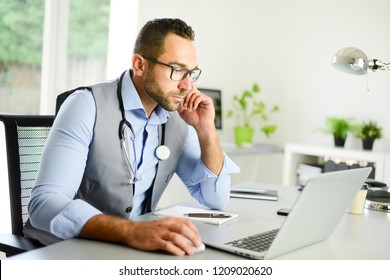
[{"left": 9, "top": 183, "right": 390, "bottom": 260}]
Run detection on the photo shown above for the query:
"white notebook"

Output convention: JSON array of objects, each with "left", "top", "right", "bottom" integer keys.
[{"left": 154, "top": 205, "right": 238, "bottom": 226}]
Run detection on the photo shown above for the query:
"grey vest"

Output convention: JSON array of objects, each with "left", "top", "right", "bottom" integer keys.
[{"left": 75, "top": 78, "right": 188, "bottom": 218}]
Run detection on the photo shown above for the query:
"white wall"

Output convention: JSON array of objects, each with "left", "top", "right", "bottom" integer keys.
[{"left": 132, "top": 0, "right": 390, "bottom": 150}]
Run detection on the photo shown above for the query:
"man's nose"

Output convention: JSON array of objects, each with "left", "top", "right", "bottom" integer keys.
[{"left": 178, "top": 74, "right": 193, "bottom": 92}]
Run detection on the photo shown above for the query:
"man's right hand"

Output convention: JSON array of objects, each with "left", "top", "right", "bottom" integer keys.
[{"left": 79, "top": 214, "right": 202, "bottom": 256}]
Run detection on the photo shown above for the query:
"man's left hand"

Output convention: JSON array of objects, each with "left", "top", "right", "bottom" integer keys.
[{"left": 177, "top": 86, "right": 215, "bottom": 132}]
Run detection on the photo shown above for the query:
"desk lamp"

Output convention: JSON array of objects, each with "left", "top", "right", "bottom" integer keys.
[{"left": 332, "top": 47, "right": 390, "bottom": 75}]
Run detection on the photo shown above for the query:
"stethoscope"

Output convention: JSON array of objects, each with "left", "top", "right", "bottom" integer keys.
[{"left": 117, "top": 70, "right": 171, "bottom": 184}]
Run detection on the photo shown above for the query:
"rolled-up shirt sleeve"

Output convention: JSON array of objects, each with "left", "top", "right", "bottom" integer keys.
[
  {"left": 177, "top": 127, "right": 240, "bottom": 210},
  {"left": 28, "top": 90, "right": 101, "bottom": 239}
]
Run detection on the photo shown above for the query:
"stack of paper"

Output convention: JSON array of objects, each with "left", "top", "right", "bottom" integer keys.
[
  {"left": 296, "top": 163, "right": 323, "bottom": 187},
  {"left": 154, "top": 205, "right": 238, "bottom": 226},
  {"left": 230, "top": 187, "right": 278, "bottom": 201}
]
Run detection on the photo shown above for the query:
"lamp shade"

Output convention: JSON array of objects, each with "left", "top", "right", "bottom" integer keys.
[{"left": 332, "top": 47, "right": 368, "bottom": 75}]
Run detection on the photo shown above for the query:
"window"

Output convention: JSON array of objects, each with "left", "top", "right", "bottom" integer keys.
[
  {"left": 0, "top": 0, "right": 45, "bottom": 114},
  {"left": 67, "top": 0, "right": 110, "bottom": 89},
  {"left": 0, "top": 0, "right": 110, "bottom": 114},
  {"left": 40, "top": 0, "right": 111, "bottom": 114}
]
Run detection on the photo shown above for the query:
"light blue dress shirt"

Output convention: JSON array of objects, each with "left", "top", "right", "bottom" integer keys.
[{"left": 28, "top": 71, "right": 240, "bottom": 239}]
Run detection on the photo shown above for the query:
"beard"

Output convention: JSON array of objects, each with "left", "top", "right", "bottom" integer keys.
[{"left": 143, "top": 70, "right": 186, "bottom": 112}]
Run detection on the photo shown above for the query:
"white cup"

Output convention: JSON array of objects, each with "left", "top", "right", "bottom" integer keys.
[{"left": 348, "top": 185, "right": 368, "bottom": 215}]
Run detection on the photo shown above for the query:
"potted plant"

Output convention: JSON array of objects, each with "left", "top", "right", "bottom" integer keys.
[
  {"left": 354, "top": 120, "right": 382, "bottom": 150},
  {"left": 227, "top": 83, "right": 279, "bottom": 146},
  {"left": 321, "top": 116, "right": 353, "bottom": 147}
]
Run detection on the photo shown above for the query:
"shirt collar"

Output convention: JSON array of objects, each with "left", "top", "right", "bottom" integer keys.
[{"left": 121, "top": 69, "right": 170, "bottom": 124}]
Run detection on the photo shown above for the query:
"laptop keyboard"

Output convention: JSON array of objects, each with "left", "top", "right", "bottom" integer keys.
[{"left": 226, "top": 228, "right": 279, "bottom": 252}]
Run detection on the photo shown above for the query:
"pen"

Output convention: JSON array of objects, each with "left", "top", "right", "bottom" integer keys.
[{"left": 184, "top": 213, "right": 231, "bottom": 218}]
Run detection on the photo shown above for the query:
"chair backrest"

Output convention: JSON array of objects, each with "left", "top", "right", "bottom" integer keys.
[{"left": 0, "top": 115, "right": 54, "bottom": 236}]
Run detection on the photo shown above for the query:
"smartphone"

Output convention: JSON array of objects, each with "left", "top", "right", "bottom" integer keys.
[{"left": 277, "top": 208, "right": 291, "bottom": 216}]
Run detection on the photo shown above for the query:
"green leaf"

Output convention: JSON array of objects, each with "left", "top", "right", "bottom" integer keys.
[
  {"left": 228, "top": 82, "right": 279, "bottom": 138},
  {"left": 261, "top": 125, "right": 277, "bottom": 138}
]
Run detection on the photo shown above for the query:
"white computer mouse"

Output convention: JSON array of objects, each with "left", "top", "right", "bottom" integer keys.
[{"left": 183, "top": 237, "right": 206, "bottom": 254}]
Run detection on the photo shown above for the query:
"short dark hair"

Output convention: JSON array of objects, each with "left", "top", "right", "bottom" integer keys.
[{"left": 133, "top": 18, "right": 195, "bottom": 58}]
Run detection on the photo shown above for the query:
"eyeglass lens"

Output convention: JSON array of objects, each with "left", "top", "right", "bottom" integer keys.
[
  {"left": 171, "top": 68, "right": 201, "bottom": 82},
  {"left": 143, "top": 56, "right": 201, "bottom": 82}
]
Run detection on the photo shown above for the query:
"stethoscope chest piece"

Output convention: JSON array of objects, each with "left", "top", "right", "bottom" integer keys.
[{"left": 155, "top": 145, "right": 170, "bottom": 161}]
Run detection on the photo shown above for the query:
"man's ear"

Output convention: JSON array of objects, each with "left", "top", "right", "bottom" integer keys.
[{"left": 132, "top": 54, "right": 146, "bottom": 76}]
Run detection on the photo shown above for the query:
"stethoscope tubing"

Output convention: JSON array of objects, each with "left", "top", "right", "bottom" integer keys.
[{"left": 116, "top": 70, "right": 170, "bottom": 183}]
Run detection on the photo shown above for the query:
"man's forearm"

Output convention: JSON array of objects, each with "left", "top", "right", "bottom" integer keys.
[
  {"left": 79, "top": 214, "right": 135, "bottom": 246},
  {"left": 197, "top": 127, "right": 224, "bottom": 175},
  {"left": 79, "top": 213, "right": 203, "bottom": 256}
]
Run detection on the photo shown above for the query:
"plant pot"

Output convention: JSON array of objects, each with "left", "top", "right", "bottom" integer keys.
[
  {"left": 362, "top": 138, "right": 375, "bottom": 151},
  {"left": 334, "top": 135, "right": 346, "bottom": 147},
  {"left": 234, "top": 126, "right": 254, "bottom": 146}
]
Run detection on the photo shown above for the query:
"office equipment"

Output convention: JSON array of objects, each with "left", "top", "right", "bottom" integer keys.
[
  {"left": 332, "top": 47, "right": 390, "bottom": 75},
  {"left": 182, "top": 237, "right": 206, "bottom": 254},
  {"left": 277, "top": 208, "right": 290, "bottom": 216},
  {"left": 0, "top": 114, "right": 54, "bottom": 257},
  {"left": 230, "top": 185, "right": 278, "bottom": 201},
  {"left": 332, "top": 47, "right": 389, "bottom": 91},
  {"left": 365, "top": 179, "right": 390, "bottom": 212},
  {"left": 201, "top": 168, "right": 371, "bottom": 259},
  {"left": 198, "top": 88, "right": 222, "bottom": 129},
  {"left": 154, "top": 205, "right": 238, "bottom": 225}
]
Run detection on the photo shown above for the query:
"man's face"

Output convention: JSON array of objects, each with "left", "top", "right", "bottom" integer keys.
[{"left": 143, "top": 33, "right": 198, "bottom": 111}]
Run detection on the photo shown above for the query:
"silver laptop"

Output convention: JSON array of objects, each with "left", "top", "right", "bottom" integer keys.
[{"left": 202, "top": 167, "right": 371, "bottom": 259}]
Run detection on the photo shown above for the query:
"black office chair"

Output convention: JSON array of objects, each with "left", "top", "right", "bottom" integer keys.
[{"left": 0, "top": 114, "right": 54, "bottom": 257}]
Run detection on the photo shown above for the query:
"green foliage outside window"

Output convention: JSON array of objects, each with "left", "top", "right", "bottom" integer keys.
[
  {"left": 0, "top": 0, "right": 110, "bottom": 68},
  {"left": 0, "top": 0, "right": 110, "bottom": 114},
  {"left": 0, "top": 0, "right": 45, "bottom": 68}
]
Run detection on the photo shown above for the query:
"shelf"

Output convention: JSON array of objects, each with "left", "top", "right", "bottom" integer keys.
[{"left": 282, "top": 143, "right": 390, "bottom": 186}]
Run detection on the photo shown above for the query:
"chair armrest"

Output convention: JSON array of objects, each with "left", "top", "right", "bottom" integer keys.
[{"left": 0, "top": 233, "right": 42, "bottom": 257}]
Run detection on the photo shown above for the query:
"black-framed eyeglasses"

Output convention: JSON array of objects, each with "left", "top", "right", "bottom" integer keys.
[{"left": 142, "top": 55, "right": 202, "bottom": 82}]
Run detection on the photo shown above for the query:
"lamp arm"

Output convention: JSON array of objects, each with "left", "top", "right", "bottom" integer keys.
[{"left": 369, "top": 59, "right": 390, "bottom": 72}]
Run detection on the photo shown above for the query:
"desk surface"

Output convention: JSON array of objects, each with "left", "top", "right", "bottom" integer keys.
[{"left": 10, "top": 183, "right": 390, "bottom": 260}]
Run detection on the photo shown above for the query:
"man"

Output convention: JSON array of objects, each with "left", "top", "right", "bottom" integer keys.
[{"left": 26, "top": 18, "right": 239, "bottom": 256}]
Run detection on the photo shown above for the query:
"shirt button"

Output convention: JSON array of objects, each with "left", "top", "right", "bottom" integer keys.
[
  {"left": 128, "top": 179, "right": 133, "bottom": 184},
  {"left": 125, "top": 207, "right": 132, "bottom": 213}
]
